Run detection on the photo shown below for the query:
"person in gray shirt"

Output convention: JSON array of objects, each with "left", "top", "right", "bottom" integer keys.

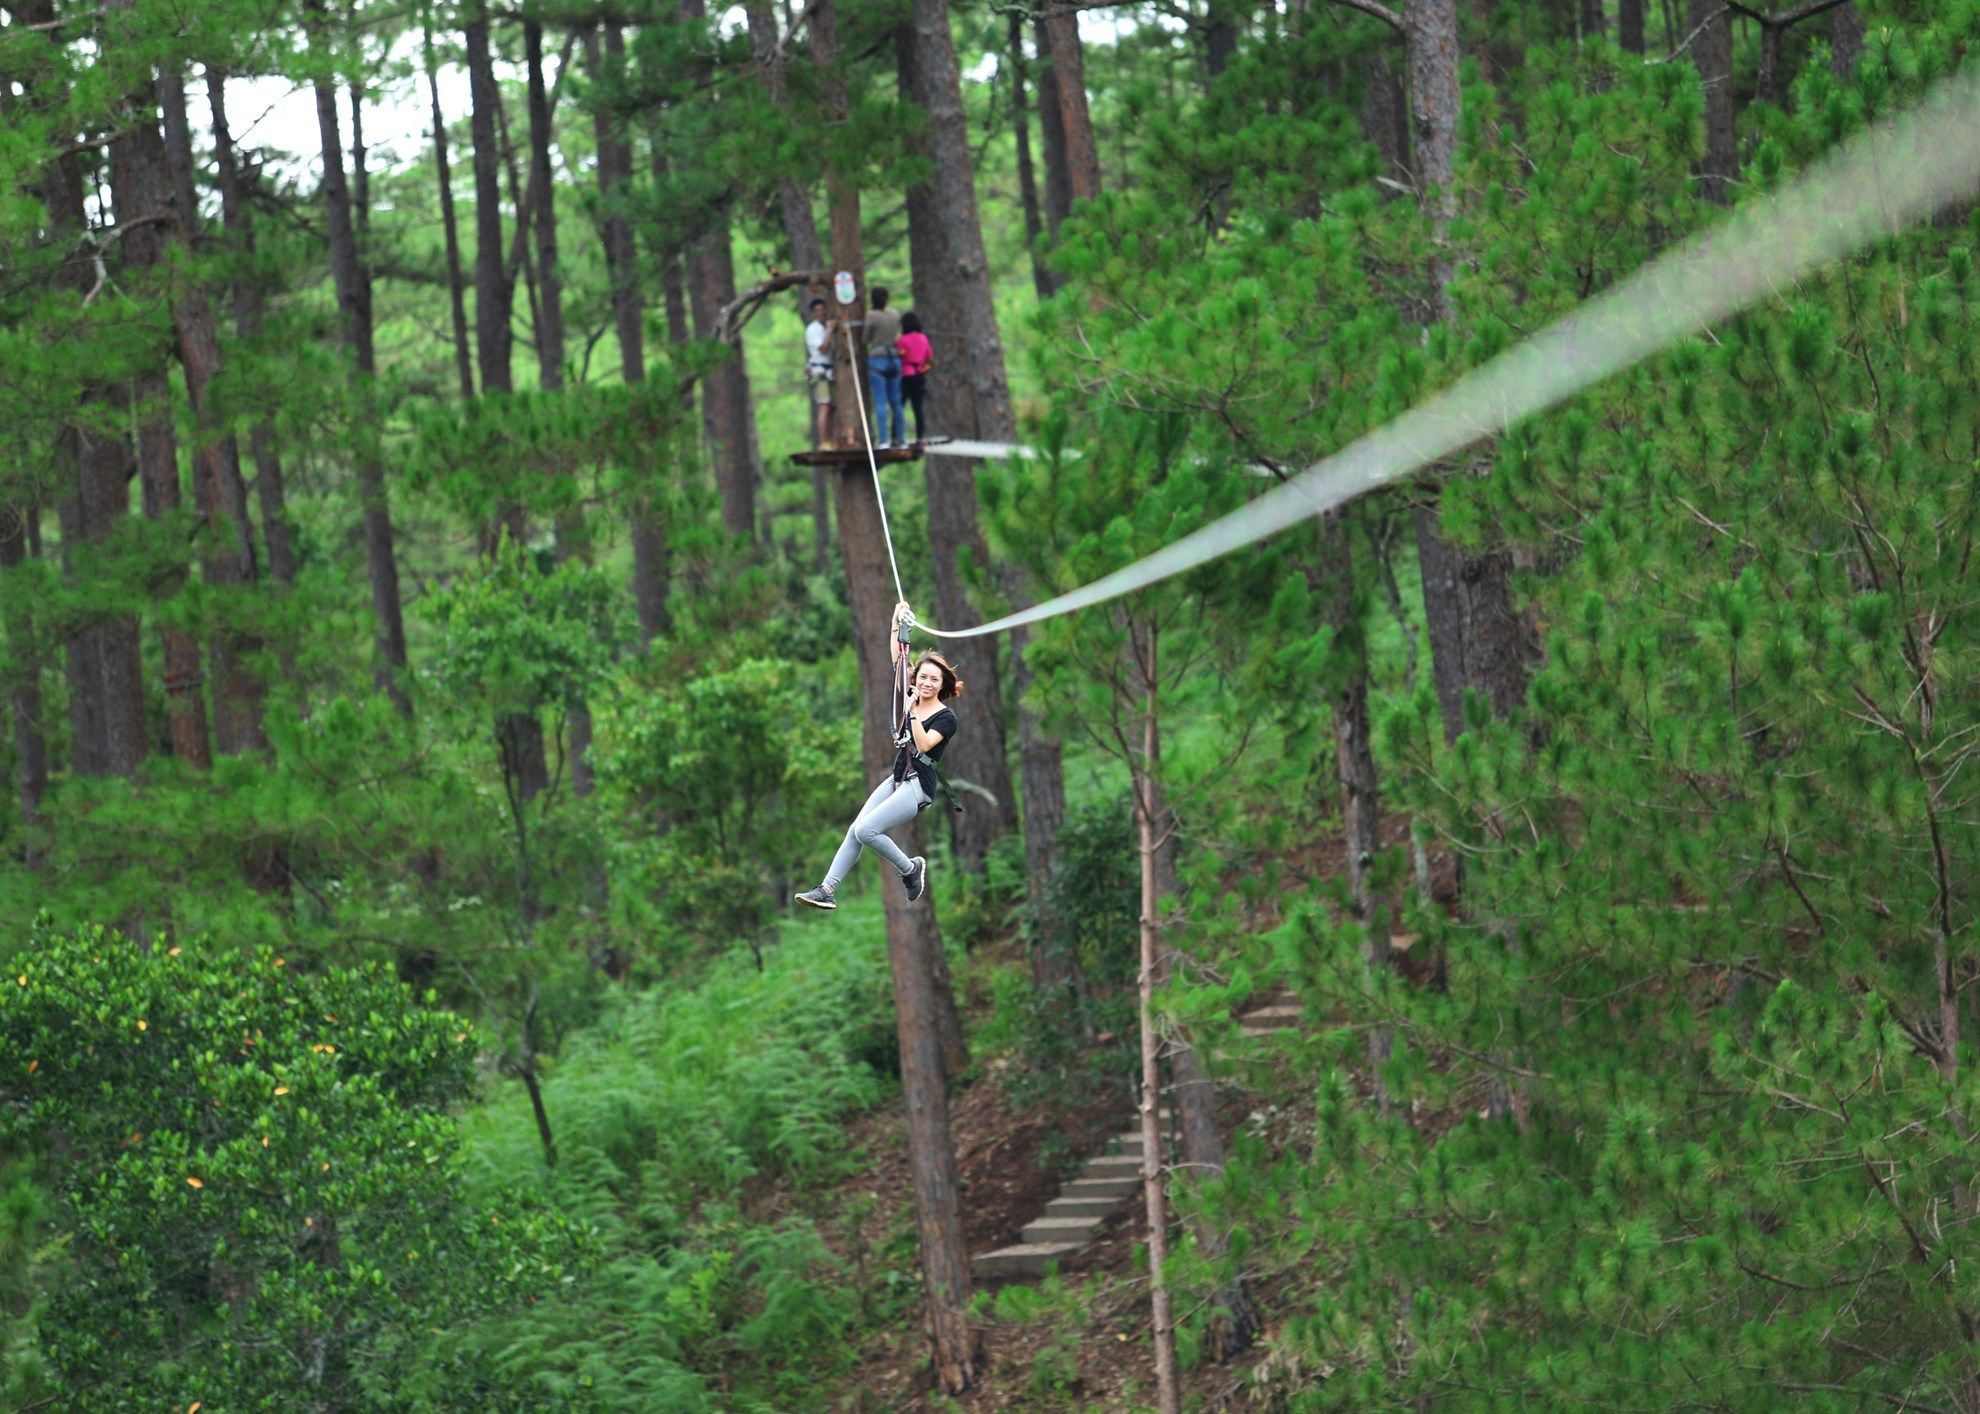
[{"left": 864, "top": 287, "right": 906, "bottom": 449}]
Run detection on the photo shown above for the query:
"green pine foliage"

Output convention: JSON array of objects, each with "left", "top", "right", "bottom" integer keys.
[{"left": 1181, "top": 19, "right": 1980, "bottom": 1411}]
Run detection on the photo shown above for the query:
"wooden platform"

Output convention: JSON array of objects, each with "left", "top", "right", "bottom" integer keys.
[{"left": 787, "top": 443, "right": 927, "bottom": 468}]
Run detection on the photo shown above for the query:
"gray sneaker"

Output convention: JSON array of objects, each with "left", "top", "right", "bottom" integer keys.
[
  {"left": 795, "top": 884, "right": 837, "bottom": 910},
  {"left": 902, "top": 857, "right": 928, "bottom": 903}
]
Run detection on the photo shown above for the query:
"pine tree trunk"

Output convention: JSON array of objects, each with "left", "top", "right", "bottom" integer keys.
[
  {"left": 1012, "top": 621, "right": 1072, "bottom": 995},
  {"left": 740, "top": 0, "right": 828, "bottom": 549},
  {"left": 742, "top": 0, "right": 825, "bottom": 274},
  {"left": 1404, "top": 0, "right": 1461, "bottom": 294},
  {"left": 207, "top": 72, "right": 297, "bottom": 588},
  {"left": 1359, "top": 53, "right": 1410, "bottom": 191},
  {"left": 658, "top": 243, "right": 713, "bottom": 598},
  {"left": 57, "top": 520, "right": 146, "bottom": 777},
  {"left": 1204, "top": 0, "right": 1238, "bottom": 81},
  {"left": 1688, "top": 0, "right": 1735, "bottom": 203},
  {"left": 524, "top": 19, "right": 565, "bottom": 393},
  {"left": 1830, "top": 2, "right": 1864, "bottom": 77},
  {"left": 422, "top": 22, "right": 475, "bottom": 401},
  {"left": 897, "top": 11, "right": 1037, "bottom": 506},
  {"left": 1580, "top": 0, "right": 1606, "bottom": 40},
  {"left": 467, "top": 10, "right": 514, "bottom": 404},
  {"left": 815, "top": 0, "right": 976, "bottom": 1387},
  {"left": 1038, "top": 0, "right": 1101, "bottom": 202},
  {"left": 1414, "top": 507, "right": 1530, "bottom": 743},
  {"left": 341, "top": 72, "right": 365, "bottom": 227},
  {"left": 45, "top": 101, "right": 145, "bottom": 778},
  {"left": 1756, "top": 20, "right": 1784, "bottom": 105},
  {"left": 1619, "top": 0, "right": 1646, "bottom": 53},
  {"left": 1006, "top": 12, "right": 1058, "bottom": 301},
  {"left": 1033, "top": 19, "right": 1074, "bottom": 234},
  {"left": 590, "top": 26, "right": 671, "bottom": 644},
  {"left": 677, "top": 0, "right": 761, "bottom": 542},
  {"left": 465, "top": 6, "right": 547, "bottom": 799},
  {"left": 896, "top": 21, "right": 1020, "bottom": 873},
  {"left": 0, "top": 504, "right": 49, "bottom": 848},
  {"left": 526, "top": 16, "right": 595, "bottom": 800},
  {"left": 1315, "top": 513, "right": 1391, "bottom": 1102},
  {"left": 55, "top": 421, "right": 145, "bottom": 780},
  {"left": 832, "top": 457, "right": 978, "bottom": 1391},
  {"left": 1133, "top": 670, "right": 1181, "bottom": 1414},
  {"left": 155, "top": 68, "right": 267, "bottom": 758},
  {"left": 497, "top": 95, "right": 541, "bottom": 369},
  {"left": 662, "top": 249, "right": 693, "bottom": 401},
  {"left": 314, "top": 70, "right": 411, "bottom": 717},
  {"left": 1394, "top": 0, "right": 1531, "bottom": 749},
  {"left": 588, "top": 29, "right": 639, "bottom": 383},
  {"left": 686, "top": 224, "right": 763, "bottom": 541},
  {"left": 110, "top": 113, "right": 214, "bottom": 770},
  {"left": 134, "top": 381, "right": 212, "bottom": 768},
  {"left": 1136, "top": 610, "right": 1257, "bottom": 1358},
  {"left": 9, "top": 11, "right": 58, "bottom": 814},
  {"left": 1150, "top": 781, "right": 1260, "bottom": 1360}
]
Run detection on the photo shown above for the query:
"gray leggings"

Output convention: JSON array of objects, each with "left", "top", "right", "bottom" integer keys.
[{"left": 825, "top": 774, "right": 927, "bottom": 887}]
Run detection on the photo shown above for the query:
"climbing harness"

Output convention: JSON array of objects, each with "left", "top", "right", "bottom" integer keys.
[
  {"left": 825, "top": 69, "right": 1980, "bottom": 648},
  {"left": 892, "top": 613, "right": 963, "bottom": 816}
]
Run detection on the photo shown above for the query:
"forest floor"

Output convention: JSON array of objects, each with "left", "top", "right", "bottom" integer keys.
[
  {"left": 768, "top": 813, "right": 1443, "bottom": 1411},
  {"left": 788, "top": 1056, "right": 1314, "bottom": 1410}
]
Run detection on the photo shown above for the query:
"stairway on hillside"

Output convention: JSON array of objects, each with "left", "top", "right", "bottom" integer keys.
[{"left": 971, "top": 990, "right": 1302, "bottom": 1282}]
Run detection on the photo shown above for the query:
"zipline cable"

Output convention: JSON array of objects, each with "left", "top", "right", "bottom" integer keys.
[
  {"left": 838, "top": 320, "right": 909, "bottom": 608},
  {"left": 883, "top": 64, "right": 1980, "bottom": 644}
]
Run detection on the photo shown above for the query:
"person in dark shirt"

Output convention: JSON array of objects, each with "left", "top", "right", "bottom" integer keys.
[{"left": 797, "top": 619, "right": 961, "bottom": 909}]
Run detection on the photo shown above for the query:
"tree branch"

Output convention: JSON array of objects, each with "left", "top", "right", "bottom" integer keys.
[
  {"left": 1325, "top": 0, "right": 1406, "bottom": 35},
  {"left": 1653, "top": 5, "right": 1730, "bottom": 63},
  {"left": 713, "top": 267, "right": 826, "bottom": 344},
  {"left": 1724, "top": 0, "right": 1850, "bottom": 27}
]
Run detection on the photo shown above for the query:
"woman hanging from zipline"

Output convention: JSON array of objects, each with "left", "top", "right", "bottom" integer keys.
[{"left": 796, "top": 602, "right": 961, "bottom": 911}]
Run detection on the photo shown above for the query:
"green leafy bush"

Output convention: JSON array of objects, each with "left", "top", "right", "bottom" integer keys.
[
  {"left": 594, "top": 657, "right": 852, "bottom": 951},
  {"left": 1, "top": 925, "right": 580, "bottom": 1410}
]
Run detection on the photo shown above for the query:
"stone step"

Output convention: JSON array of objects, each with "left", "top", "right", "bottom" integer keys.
[
  {"left": 972, "top": 1242, "right": 1084, "bottom": 1281},
  {"left": 1240, "top": 1004, "right": 1302, "bottom": 1029},
  {"left": 1043, "top": 1195, "right": 1123, "bottom": 1220},
  {"left": 1080, "top": 1154, "right": 1143, "bottom": 1181},
  {"left": 1062, "top": 1175, "right": 1140, "bottom": 1200},
  {"left": 1021, "top": 1213, "right": 1109, "bottom": 1244}
]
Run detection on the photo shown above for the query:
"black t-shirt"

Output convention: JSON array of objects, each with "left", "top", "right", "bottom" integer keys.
[{"left": 893, "top": 705, "right": 958, "bottom": 798}]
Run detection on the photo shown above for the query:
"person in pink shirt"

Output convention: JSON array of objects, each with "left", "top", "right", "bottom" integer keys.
[{"left": 896, "top": 311, "right": 933, "bottom": 445}]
